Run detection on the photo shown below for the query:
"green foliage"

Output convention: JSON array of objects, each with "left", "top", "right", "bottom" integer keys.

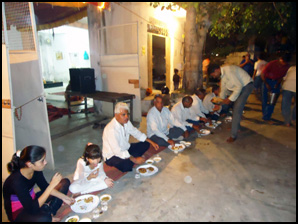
[{"left": 150, "top": 2, "right": 295, "bottom": 41}]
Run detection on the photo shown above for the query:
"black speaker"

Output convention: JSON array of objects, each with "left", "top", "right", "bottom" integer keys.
[
  {"left": 79, "top": 68, "right": 96, "bottom": 94},
  {"left": 69, "top": 68, "right": 81, "bottom": 91}
]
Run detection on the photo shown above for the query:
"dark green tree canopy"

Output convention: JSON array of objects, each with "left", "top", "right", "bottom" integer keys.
[{"left": 151, "top": 2, "right": 296, "bottom": 42}]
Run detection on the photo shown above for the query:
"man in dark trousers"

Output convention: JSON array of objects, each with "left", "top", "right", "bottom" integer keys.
[
  {"left": 208, "top": 64, "right": 253, "bottom": 143},
  {"left": 260, "top": 53, "right": 291, "bottom": 123}
]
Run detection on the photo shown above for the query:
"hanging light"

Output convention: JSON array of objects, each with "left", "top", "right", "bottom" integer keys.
[{"left": 97, "top": 2, "right": 105, "bottom": 9}]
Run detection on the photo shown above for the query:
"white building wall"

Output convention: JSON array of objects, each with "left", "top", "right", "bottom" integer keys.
[{"left": 103, "top": 2, "right": 186, "bottom": 91}]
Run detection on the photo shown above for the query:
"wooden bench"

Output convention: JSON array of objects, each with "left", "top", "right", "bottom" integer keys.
[{"left": 66, "top": 90, "right": 135, "bottom": 122}]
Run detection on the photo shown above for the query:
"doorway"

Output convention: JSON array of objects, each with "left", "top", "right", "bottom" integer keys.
[
  {"left": 148, "top": 33, "right": 169, "bottom": 91},
  {"left": 152, "top": 35, "right": 166, "bottom": 90}
]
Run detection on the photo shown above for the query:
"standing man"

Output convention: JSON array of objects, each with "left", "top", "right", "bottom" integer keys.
[
  {"left": 240, "top": 53, "right": 255, "bottom": 77},
  {"left": 208, "top": 64, "right": 253, "bottom": 143},
  {"left": 281, "top": 65, "right": 296, "bottom": 127},
  {"left": 147, "top": 95, "right": 185, "bottom": 147},
  {"left": 102, "top": 102, "right": 159, "bottom": 172},
  {"left": 173, "top": 68, "right": 181, "bottom": 90},
  {"left": 261, "top": 53, "right": 291, "bottom": 123}
]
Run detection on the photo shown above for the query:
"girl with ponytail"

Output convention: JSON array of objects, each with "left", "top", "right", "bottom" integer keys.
[{"left": 3, "top": 145, "right": 75, "bottom": 222}]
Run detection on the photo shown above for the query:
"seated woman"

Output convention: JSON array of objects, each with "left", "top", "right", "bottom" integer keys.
[{"left": 3, "top": 145, "right": 75, "bottom": 222}]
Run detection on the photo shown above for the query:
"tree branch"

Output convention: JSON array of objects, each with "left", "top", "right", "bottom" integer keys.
[{"left": 272, "top": 2, "right": 285, "bottom": 22}]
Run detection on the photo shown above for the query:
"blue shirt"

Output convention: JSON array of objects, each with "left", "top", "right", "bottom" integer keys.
[{"left": 240, "top": 59, "right": 255, "bottom": 76}]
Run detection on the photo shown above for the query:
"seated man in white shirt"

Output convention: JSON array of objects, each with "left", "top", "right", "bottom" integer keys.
[
  {"left": 147, "top": 95, "right": 185, "bottom": 147},
  {"left": 102, "top": 102, "right": 159, "bottom": 172},
  {"left": 191, "top": 88, "right": 210, "bottom": 124},
  {"left": 171, "top": 95, "right": 201, "bottom": 137},
  {"left": 203, "top": 85, "right": 229, "bottom": 120},
  {"left": 208, "top": 64, "right": 253, "bottom": 143}
]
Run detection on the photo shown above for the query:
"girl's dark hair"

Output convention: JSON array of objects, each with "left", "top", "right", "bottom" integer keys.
[
  {"left": 82, "top": 143, "right": 103, "bottom": 165},
  {"left": 7, "top": 145, "right": 46, "bottom": 173}
]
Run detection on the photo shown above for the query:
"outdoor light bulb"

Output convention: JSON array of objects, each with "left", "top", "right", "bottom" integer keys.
[{"left": 98, "top": 2, "right": 105, "bottom": 9}]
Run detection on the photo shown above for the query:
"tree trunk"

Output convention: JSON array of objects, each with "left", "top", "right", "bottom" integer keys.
[
  {"left": 184, "top": 6, "right": 210, "bottom": 92},
  {"left": 184, "top": 6, "right": 199, "bottom": 93},
  {"left": 196, "top": 6, "right": 210, "bottom": 89}
]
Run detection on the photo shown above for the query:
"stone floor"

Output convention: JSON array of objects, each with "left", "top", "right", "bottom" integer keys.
[{"left": 2, "top": 93, "right": 296, "bottom": 222}]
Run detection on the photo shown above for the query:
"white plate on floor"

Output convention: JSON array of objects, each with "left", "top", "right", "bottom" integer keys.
[
  {"left": 199, "top": 129, "right": 211, "bottom": 136},
  {"left": 180, "top": 141, "right": 191, "bottom": 147},
  {"left": 168, "top": 143, "right": 185, "bottom": 152},
  {"left": 145, "top": 159, "right": 154, "bottom": 165},
  {"left": 79, "top": 218, "right": 91, "bottom": 222},
  {"left": 65, "top": 215, "right": 79, "bottom": 222},
  {"left": 100, "top": 194, "right": 112, "bottom": 203},
  {"left": 153, "top": 156, "right": 162, "bottom": 163},
  {"left": 205, "top": 122, "right": 216, "bottom": 129},
  {"left": 225, "top": 116, "right": 232, "bottom": 122},
  {"left": 71, "top": 194, "right": 99, "bottom": 213},
  {"left": 216, "top": 121, "right": 222, "bottom": 125},
  {"left": 136, "top": 164, "right": 158, "bottom": 177}
]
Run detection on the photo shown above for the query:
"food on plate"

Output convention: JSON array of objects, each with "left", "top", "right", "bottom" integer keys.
[
  {"left": 172, "top": 145, "right": 184, "bottom": 150},
  {"left": 146, "top": 159, "right": 154, "bottom": 164},
  {"left": 206, "top": 123, "right": 215, "bottom": 128},
  {"left": 101, "top": 196, "right": 110, "bottom": 202},
  {"left": 67, "top": 217, "right": 79, "bottom": 222},
  {"left": 153, "top": 156, "right": 161, "bottom": 162},
  {"left": 147, "top": 167, "right": 155, "bottom": 172},
  {"left": 80, "top": 205, "right": 87, "bottom": 210},
  {"left": 138, "top": 168, "right": 147, "bottom": 173},
  {"left": 66, "top": 215, "right": 79, "bottom": 222},
  {"left": 84, "top": 196, "right": 94, "bottom": 203},
  {"left": 211, "top": 97, "right": 223, "bottom": 104}
]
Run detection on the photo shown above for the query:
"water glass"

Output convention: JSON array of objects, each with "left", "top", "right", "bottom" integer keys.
[{"left": 101, "top": 201, "right": 108, "bottom": 211}]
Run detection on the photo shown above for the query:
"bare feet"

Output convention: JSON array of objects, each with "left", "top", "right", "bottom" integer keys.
[
  {"left": 52, "top": 217, "right": 61, "bottom": 222},
  {"left": 130, "top": 156, "right": 145, "bottom": 165},
  {"left": 226, "top": 137, "right": 236, "bottom": 143}
]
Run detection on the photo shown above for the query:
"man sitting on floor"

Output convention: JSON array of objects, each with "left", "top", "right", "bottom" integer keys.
[
  {"left": 191, "top": 88, "right": 210, "bottom": 124},
  {"left": 171, "top": 95, "right": 201, "bottom": 137},
  {"left": 147, "top": 95, "right": 186, "bottom": 147},
  {"left": 203, "top": 85, "right": 229, "bottom": 120},
  {"left": 102, "top": 102, "right": 159, "bottom": 172}
]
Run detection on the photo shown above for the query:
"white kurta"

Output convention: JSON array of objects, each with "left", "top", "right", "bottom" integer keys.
[
  {"left": 69, "top": 158, "right": 108, "bottom": 194},
  {"left": 102, "top": 118, "right": 147, "bottom": 161},
  {"left": 171, "top": 101, "right": 200, "bottom": 131},
  {"left": 191, "top": 94, "right": 209, "bottom": 118},
  {"left": 203, "top": 92, "right": 222, "bottom": 113},
  {"left": 147, "top": 106, "right": 183, "bottom": 141}
]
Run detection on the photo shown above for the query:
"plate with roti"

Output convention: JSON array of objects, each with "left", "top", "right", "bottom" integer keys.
[
  {"left": 168, "top": 143, "right": 185, "bottom": 152},
  {"left": 70, "top": 194, "right": 99, "bottom": 213},
  {"left": 136, "top": 164, "right": 158, "bottom": 177}
]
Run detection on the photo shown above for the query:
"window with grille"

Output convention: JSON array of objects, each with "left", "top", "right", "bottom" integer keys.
[{"left": 2, "top": 2, "right": 35, "bottom": 51}]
